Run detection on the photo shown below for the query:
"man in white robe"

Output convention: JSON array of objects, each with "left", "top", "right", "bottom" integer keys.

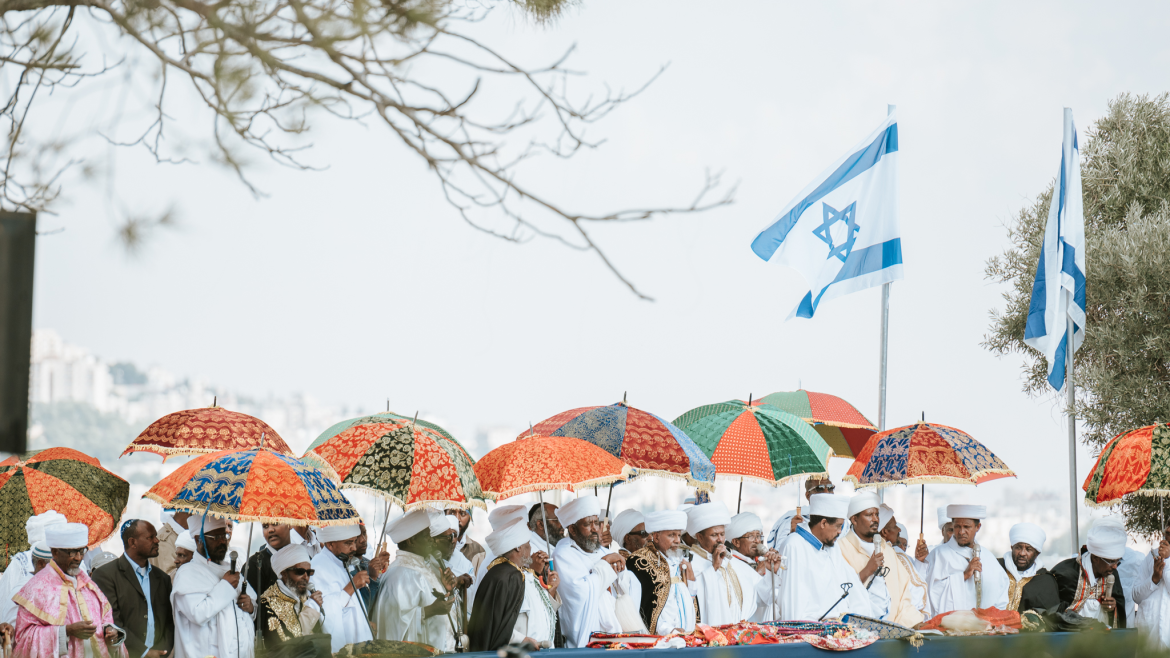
[
  {"left": 839, "top": 495, "right": 923, "bottom": 627},
  {"left": 1134, "top": 520, "right": 1170, "bottom": 648},
  {"left": 625, "top": 510, "right": 696, "bottom": 635},
  {"left": 886, "top": 518, "right": 928, "bottom": 619},
  {"left": 726, "top": 512, "right": 783, "bottom": 622},
  {"left": 551, "top": 496, "right": 624, "bottom": 647},
  {"left": 767, "top": 477, "right": 835, "bottom": 551},
  {"left": 0, "top": 510, "right": 65, "bottom": 630},
  {"left": 1051, "top": 520, "right": 1126, "bottom": 627},
  {"left": 311, "top": 522, "right": 373, "bottom": 653},
  {"left": 685, "top": 502, "right": 742, "bottom": 626},
  {"left": 375, "top": 510, "right": 456, "bottom": 650},
  {"left": 910, "top": 508, "right": 951, "bottom": 579},
  {"left": 778, "top": 494, "right": 872, "bottom": 621},
  {"left": 170, "top": 516, "right": 256, "bottom": 658},
  {"left": 924, "top": 504, "right": 1009, "bottom": 614}
]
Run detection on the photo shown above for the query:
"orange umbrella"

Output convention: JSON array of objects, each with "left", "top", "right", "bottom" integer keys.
[
  {"left": 123, "top": 405, "right": 294, "bottom": 459},
  {"left": 473, "top": 436, "right": 632, "bottom": 500}
]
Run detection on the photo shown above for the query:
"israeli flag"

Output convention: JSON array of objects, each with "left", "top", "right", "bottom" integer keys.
[
  {"left": 751, "top": 112, "right": 903, "bottom": 318},
  {"left": 1024, "top": 109, "right": 1086, "bottom": 391}
]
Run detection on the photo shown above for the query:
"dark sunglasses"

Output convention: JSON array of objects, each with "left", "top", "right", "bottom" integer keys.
[
  {"left": 627, "top": 530, "right": 649, "bottom": 538},
  {"left": 288, "top": 567, "right": 315, "bottom": 576}
]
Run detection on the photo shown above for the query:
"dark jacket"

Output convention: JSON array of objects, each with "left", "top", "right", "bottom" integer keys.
[
  {"left": 92, "top": 554, "right": 174, "bottom": 658},
  {"left": 1050, "top": 553, "right": 1127, "bottom": 628}
]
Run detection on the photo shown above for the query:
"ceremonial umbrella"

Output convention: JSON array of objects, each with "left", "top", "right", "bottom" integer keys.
[
  {"left": 0, "top": 447, "right": 129, "bottom": 555},
  {"left": 1082, "top": 422, "right": 1170, "bottom": 509},
  {"left": 844, "top": 420, "right": 1015, "bottom": 538},
  {"left": 755, "top": 390, "right": 877, "bottom": 460},
  {"left": 671, "top": 399, "right": 834, "bottom": 512},
  {"left": 123, "top": 404, "right": 294, "bottom": 459},
  {"left": 520, "top": 397, "right": 717, "bottom": 491}
]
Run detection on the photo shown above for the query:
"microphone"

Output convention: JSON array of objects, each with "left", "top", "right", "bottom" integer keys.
[
  {"left": 229, "top": 550, "right": 239, "bottom": 574},
  {"left": 308, "top": 583, "right": 324, "bottom": 618}
]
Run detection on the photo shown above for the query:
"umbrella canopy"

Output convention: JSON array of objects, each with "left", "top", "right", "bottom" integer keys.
[
  {"left": 145, "top": 448, "right": 360, "bottom": 525},
  {"left": 303, "top": 418, "right": 485, "bottom": 510},
  {"left": 756, "top": 390, "right": 877, "bottom": 459},
  {"left": 123, "top": 406, "right": 294, "bottom": 459},
  {"left": 0, "top": 448, "right": 129, "bottom": 551},
  {"left": 671, "top": 401, "right": 833, "bottom": 486},
  {"left": 306, "top": 411, "right": 463, "bottom": 454},
  {"left": 520, "top": 401, "right": 716, "bottom": 491},
  {"left": 474, "top": 435, "right": 632, "bottom": 500},
  {"left": 844, "top": 421, "right": 1015, "bottom": 487},
  {"left": 1082, "top": 422, "right": 1170, "bottom": 508}
]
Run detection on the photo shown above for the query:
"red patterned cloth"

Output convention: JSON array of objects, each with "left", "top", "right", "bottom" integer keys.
[
  {"left": 474, "top": 435, "right": 630, "bottom": 498},
  {"left": 124, "top": 406, "right": 292, "bottom": 458},
  {"left": 918, "top": 607, "right": 1022, "bottom": 633}
]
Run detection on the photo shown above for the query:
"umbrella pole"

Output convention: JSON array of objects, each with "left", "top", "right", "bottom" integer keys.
[
  {"left": 538, "top": 490, "right": 554, "bottom": 572},
  {"left": 377, "top": 500, "right": 394, "bottom": 551},
  {"left": 605, "top": 483, "right": 615, "bottom": 523},
  {"left": 920, "top": 484, "right": 925, "bottom": 540},
  {"left": 737, "top": 479, "right": 743, "bottom": 514}
]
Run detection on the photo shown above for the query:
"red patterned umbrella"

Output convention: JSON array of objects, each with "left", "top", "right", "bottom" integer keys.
[
  {"left": 474, "top": 436, "right": 632, "bottom": 500},
  {"left": 755, "top": 390, "right": 877, "bottom": 459},
  {"left": 1082, "top": 422, "right": 1170, "bottom": 508},
  {"left": 123, "top": 405, "right": 294, "bottom": 459}
]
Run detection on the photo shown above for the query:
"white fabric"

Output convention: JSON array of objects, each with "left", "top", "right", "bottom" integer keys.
[
  {"left": 728, "top": 551, "right": 782, "bottom": 622},
  {"left": 313, "top": 547, "right": 375, "bottom": 652},
  {"left": 750, "top": 111, "right": 901, "bottom": 319},
  {"left": 766, "top": 508, "right": 803, "bottom": 550},
  {"left": 44, "top": 523, "right": 87, "bottom": 549},
  {"left": 552, "top": 536, "right": 620, "bottom": 647},
  {"left": 271, "top": 544, "right": 312, "bottom": 575},
  {"left": 923, "top": 537, "right": 1009, "bottom": 614},
  {"left": 685, "top": 502, "right": 730, "bottom": 536},
  {"left": 645, "top": 511, "right": 687, "bottom": 533},
  {"left": 1134, "top": 549, "right": 1170, "bottom": 643},
  {"left": 851, "top": 532, "right": 891, "bottom": 619},
  {"left": 625, "top": 550, "right": 697, "bottom": 634},
  {"left": 556, "top": 496, "right": 601, "bottom": 528},
  {"left": 318, "top": 523, "right": 361, "bottom": 543},
  {"left": 25, "top": 510, "right": 67, "bottom": 545},
  {"left": 690, "top": 545, "right": 740, "bottom": 626},
  {"left": 611, "top": 510, "right": 644, "bottom": 550},
  {"left": 937, "top": 507, "right": 949, "bottom": 530},
  {"left": 191, "top": 515, "right": 228, "bottom": 532},
  {"left": 0, "top": 551, "right": 34, "bottom": 624},
  {"left": 896, "top": 523, "right": 908, "bottom": 541},
  {"left": 375, "top": 550, "right": 448, "bottom": 649},
  {"left": 428, "top": 512, "right": 450, "bottom": 537},
  {"left": 31, "top": 541, "right": 51, "bottom": 561},
  {"left": 999, "top": 550, "right": 1041, "bottom": 581},
  {"left": 515, "top": 569, "right": 561, "bottom": 646},
  {"left": 878, "top": 505, "right": 894, "bottom": 531},
  {"left": 847, "top": 493, "right": 880, "bottom": 519},
  {"left": 778, "top": 528, "right": 872, "bottom": 620},
  {"left": 446, "top": 547, "right": 473, "bottom": 578},
  {"left": 528, "top": 530, "right": 554, "bottom": 557},
  {"left": 176, "top": 530, "right": 197, "bottom": 552},
  {"left": 488, "top": 505, "right": 528, "bottom": 530},
  {"left": 486, "top": 518, "right": 530, "bottom": 556},
  {"left": 809, "top": 494, "right": 849, "bottom": 520},
  {"left": 727, "top": 513, "right": 762, "bottom": 540},
  {"left": 893, "top": 550, "right": 930, "bottom": 618},
  {"left": 1086, "top": 523, "right": 1127, "bottom": 561},
  {"left": 946, "top": 505, "right": 986, "bottom": 521},
  {"left": 171, "top": 551, "right": 256, "bottom": 658},
  {"left": 1008, "top": 523, "right": 1046, "bottom": 553},
  {"left": 1116, "top": 546, "right": 1143, "bottom": 628},
  {"left": 387, "top": 510, "right": 430, "bottom": 543}
]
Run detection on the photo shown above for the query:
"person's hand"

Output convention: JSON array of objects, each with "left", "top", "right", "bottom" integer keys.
[
  {"left": 711, "top": 544, "right": 728, "bottom": 571},
  {"left": 103, "top": 626, "right": 119, "bottom": 642},
  {"left": 1159, "top": 539, "right": 1170, "bottom": 560},
  {"left": 915, "top": 538, "right": 930, "bottom": 563},
  {"left": 546, "top": 571, "right": 560, "bottom": 599},
  {"left": 602, "top": 552, "right": 626, "bottom": 573},
  {"left": 237, "top": 593, "right": 254, "bottom": 614},
  {"left": 310, "top": 590, "right": 324, "bottom": 607},
  {"left": 455, "top": 574, "right": 473, "bottom": 589},
  {"left": 964, "top": 556, "right": 982, "bottom": 581},
  {"left": 368, "top": 547, "right": 391, "bottom": 575},
  {"left": 222, "top": 571, "right": 241, "bottom": 589},
  {"left": 440, "top": 568, "right": 457, "bottom": 592},
  {"left": 1102, "top": 596, "right": 1117, "bottom": 612},
  {"left": 680, "top": 560, "right": 695, "bottom": 583},
  {"left": 763, "top": 549, "right": 783, "bottom": 574},
  {"left": 522, "top": 637, "right": 539, "bottom": 650},
  {"left": 601, "top": 522, "right": 613, "bottom": 548},
  {"left": 423, "top": 596, "right": 455, "bottom": 619},
  {"left": 861, "top": 550, "right": 885, "bottom": 582},
  {"left": 789, "top": 514, "right": 803, "bottom": 533},
  {"left": 1155, "top": 555, "right": 1166, "bottom": 585},
  {"left": 531, "top": 551, "right": 549, "bottom": 575},
  {"left": 352, "top": 570, "right": 371, "bottom": 590},
  {"left": 66, "top": 622, "right": 96, "bottom": 640},
  {"left": 0, "top": 622, "right": 13, "bottom": 642},
  {"left": 143, "top": 650, "right": 168, "bottom": 658}
]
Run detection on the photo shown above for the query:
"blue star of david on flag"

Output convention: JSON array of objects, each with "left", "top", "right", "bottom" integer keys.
[{"left": 812, "top": 201, "right": 859, "bottom": 262}]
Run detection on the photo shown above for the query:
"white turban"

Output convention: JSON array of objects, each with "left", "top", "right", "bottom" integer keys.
[
  {"left": 611, "top": 510, "right": 644, "bottom": 550},
  {"left": 556, "top": 496, "right": 601, "bottom": 527},
  {"left": 1086, "top": 521, "right": 1128, "bottom": 561},
  {"left": 428, "top": 512, "right": 452, "bottom": 537},
  {"left": 45, "top": 523, "right": 88, "bottom": 549},
  {"left": 809, "top": 494, "right": 850, "bottom": 520},
  {"left": 946, "top": 504, "right": 987, "bottom": 520},
  {"left": 489, "top": 505, "right": 529, "bottom": 530},
  {"left": 726, "top": 512, "right": 763, "bottom": 540},
  {"left": 677, "top": 503, "right": 695, "bottom": 512},
  {"left": 25, "top": 510, "right": 67, "bottom": 545},
  {"left": 387, "top": 510, "right": 430, "bottom": 543},
  {"left": 847, "top": 493, "right": 880, "bottom": 519},
  {"left": 191, "top": 515, "right": 229, "bottom": 533},
  {"left": 937, "top": 506, "right": 949, "bottom": 530},
  {"left": 645, "top": 510, "right": 687, "bottom": 533},
  {"left": 686, "top": 502, "right": 731, "bottom": 536},
  {"left": 175, "top": 531, "right": 197, "bottom": 552},
  {"left": 31, "top": 541, "right": 51, "bottom": 560},
  {"left": 1008, "top": 522, "right": 1047, "bottom": 553},
  {"left": 271, "top": 544, "right": 312, "bottom": 575},
  {"left": 318, "top": 523, "right": 361, "bottom": 543},
  {"left": 878, "top": 504, "right": 895, "bottom": 530},
  {"left": 486, "top": 518, "right": 531, "bottom": 556},
  {"left": 896, "top": 523, "right": 908, "bottom": 540}
]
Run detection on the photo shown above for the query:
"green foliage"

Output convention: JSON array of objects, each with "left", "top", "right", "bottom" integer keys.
[{"left": 984, "top": 93, "right": 1170, "bottom": 537}]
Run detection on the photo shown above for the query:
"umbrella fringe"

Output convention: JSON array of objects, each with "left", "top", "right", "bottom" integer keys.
[
  {"left": 336, "top": 484, "right": 489, "bottom": 511},
  {"left": 1084, "top": 488, "right": 1170, "bottom": 509},
  {"left": 847, "top": 469, "right": 1018, "bottom": 489},
  {"left": 480, "top": 474, "right": 632, "bottom": 501},
  {"left": 808, "top": 419, "right": 877, "bottom": 431},
  {"left": 714, "top": 471, "right": 830, "bottom": 489},
  {"left": 145, "top": 494, "right": 364, "bottom": 527},
  {"left": 632, "top": 468, "right": 716, "bottom": 493}
]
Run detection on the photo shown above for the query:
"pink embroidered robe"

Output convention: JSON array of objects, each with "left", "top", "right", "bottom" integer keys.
[{"left": 13, "top": 561, "right": 127, "bottom": 658}]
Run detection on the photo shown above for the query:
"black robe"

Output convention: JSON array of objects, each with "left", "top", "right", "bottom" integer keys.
[
  {"left": 1049, "top": 554, "right": 1127, "bottom": 628},
  {"left": 468, "top": 559, "right": 525, "bottom": 651},
  {"left": 247, "top": 547, "right": 279, "bottom": 635},
  {"left": 625, "top": 546, "right": 677, "bottom": 633},
  {"left": 997, "top": 558, "right": 1061, "bottom": 612}
]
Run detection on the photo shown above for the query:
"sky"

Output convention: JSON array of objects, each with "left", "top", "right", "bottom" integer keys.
[{"left": 28, "top": 1, "right": 1170, "bottom": 535}]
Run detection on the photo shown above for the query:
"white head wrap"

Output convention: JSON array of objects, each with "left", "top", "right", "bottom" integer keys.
[
  {"left": 428, "top": 512, "right": 451, "bottom": 537},
  {"left": 25, "top": 510, "right": 67, "bottom": 545},
  {"left": 192, "top": 515, "right": 229, "bottom": 532},
  {"left": 489, "top": 504, "right": 528, "bottom": 530},
  {"left": 896, "top": 523, "right": 908, "bottom": 540},
  {"left": 1008, "top": 522, "right": 1046, "bottom": 553},
  {"left": 726, "top": 512, "right": 763, "bottom": 540},
  {"left": 1086, "top": 521, "right": 1127, "bottom": 561},
  {"left": 31, "top": 541, "right": 51, "bottom": 561},
  {"left": 175, "top": 531, "right": 197, "bottom": 552},
  {"left": 809, "top": 494, "right": 850, "bottom": 520},
  {"left": 271, "top": 544, "right": 312, "bottom": 575},
  {"left": 878, "top": 504, "right": 895, "bottom": 530},
  {"left": 611, "top": 510, "right": 644, "bottom": 550},
  {"left": 847, "top": 493, "right": 880, "bottom": 519},
  {"left": 387, "top": 510, "right": 430, "bottom": 543},
  {"left": 645, "top": 510, "right": 687, "bottom": 533},
  {"left": 555, "top": 496, "right": 601, "bottom": 527},
  {"left": 45, "top": 523, "right": 88, "bottom": 549},
  {"left": 318, "top": 523, "right": 361, "bottom": 543},
  {"left": 946, "top": 504, "right": 987, "bottom": 521},
  {"left": 937, "top": 506, "right": 949, "bottom": 530},
  {"left": 685, "top": 502, "right": 731, "bottom": 536},
  {"left": 486, "top": 518, "right": 531, "bottom": 556}
]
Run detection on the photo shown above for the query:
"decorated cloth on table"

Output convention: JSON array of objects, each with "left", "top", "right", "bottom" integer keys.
[
  {"left": 917, "top": 607, "right": 1022, "bottom": 635},
  {"left": 842, "top": 613, "right": 924, "bottom": 648},
  {"left": 760, "top": 620, "right": 852, "bottom": 636},
  {"left": 802, "top": 628, "right": 879, "bottom": 651},
  {"left": 333, "top": 639, "right": 440, "bottom": 657},
  {"left": 586, "top": 621, "right": 876, "bottom": 650}
]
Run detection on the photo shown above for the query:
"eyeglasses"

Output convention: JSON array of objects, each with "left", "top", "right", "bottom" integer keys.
[
  {"left": 56, "top": 548, "right": 86, "bottom": 557},
  {"left": 287, "top": 568, "right": 315, "bottom": 576},
  {"left": 627, "top": 531, "right": 649, "bottom": 538},
  {"left": 203, "top": 532, "right": 231, "bottom": 541},
  {"left": 1098, "top": 556, "right": 1123, "bottom": 567},
  {"left": 810, "top": 484, "right": 836, "bottom": 494}
]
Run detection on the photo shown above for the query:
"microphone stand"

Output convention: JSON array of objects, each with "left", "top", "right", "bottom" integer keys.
[
  {"left": 866, "top": 566, "right": 890, "bottom": 590},
  {"left": 345, "top": 557, "right": 371, "bottom": 621},
  {"left": 818, "top": 583, "right": 853, "bottom": 621}
]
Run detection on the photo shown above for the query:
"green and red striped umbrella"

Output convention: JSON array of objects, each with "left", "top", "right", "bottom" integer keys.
[
  {"left": 1082, "top": 423, "right": 1170, "bottom": 508},
  {"left": 755, "top": 390, "right": 876, "bottom": 459},
  {"left": 671, "top": 400, "right": 833, "bottom": 486}
]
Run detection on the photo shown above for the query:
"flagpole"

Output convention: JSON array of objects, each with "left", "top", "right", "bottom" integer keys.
[
  {"left": 877, "top": 103, "right": 894, "bottom": 504},
  {"left": 1067, "top": 315, "right": 1079, "bottom": 552}
]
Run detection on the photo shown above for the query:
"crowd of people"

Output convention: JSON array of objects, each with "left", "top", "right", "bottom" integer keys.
[{"left": 0, "top": 474, "right": 1167, "bottom": 657}]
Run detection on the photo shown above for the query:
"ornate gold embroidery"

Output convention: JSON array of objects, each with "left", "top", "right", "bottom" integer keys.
[
  {"left": 261, "top": 583, "right": 304, "bottom": 642},
  {"left": 1005, "top": 571, "right": 1033, "bottom": 612},
  {"left": 630, "top": 546, "right": 672, "bottom": 633}
]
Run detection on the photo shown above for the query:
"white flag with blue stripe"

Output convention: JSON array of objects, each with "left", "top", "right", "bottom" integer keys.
[
  {"left": 1024, "top": 109, "right": 1086, "bottom": 392},
  {"left": 751, "top": 112, "right": 902, "bottom": 318}
]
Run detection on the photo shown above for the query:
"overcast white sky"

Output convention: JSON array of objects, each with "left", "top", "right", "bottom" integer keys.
[{"left": 30, "top": 1, "right": 1170, "bottom": 523}]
